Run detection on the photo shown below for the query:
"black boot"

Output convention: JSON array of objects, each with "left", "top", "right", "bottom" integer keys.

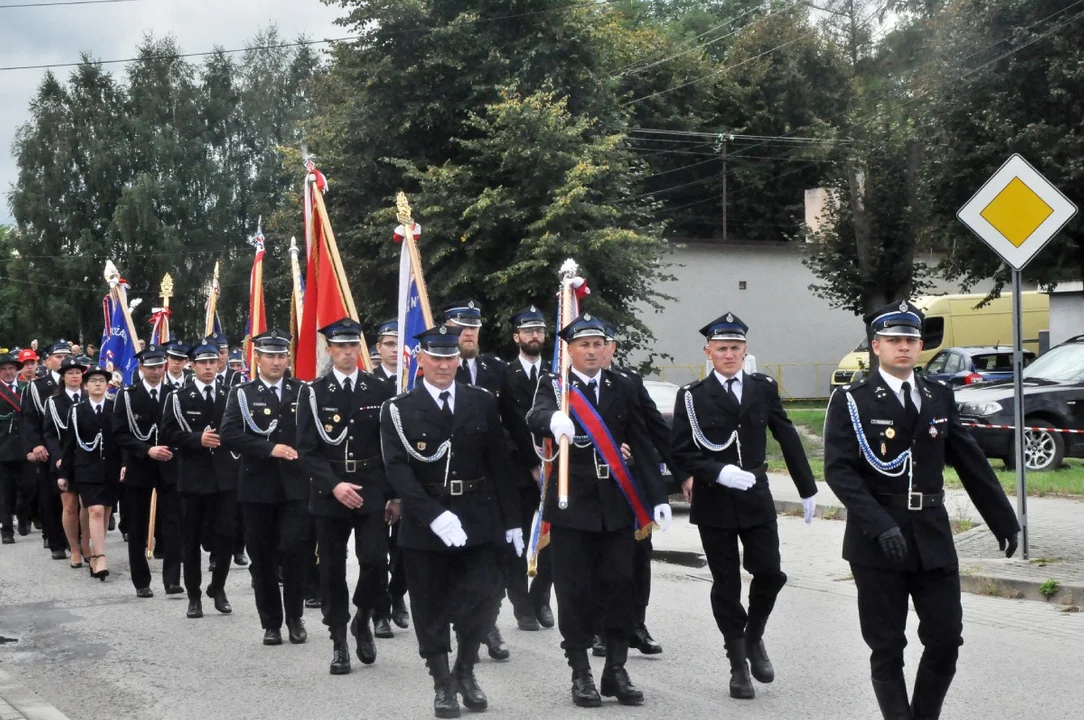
[
  {"left": 911, "top": 667, "right": 954, "bottom": 720},
  {"left": 726, "top": 638, "right": 755, "bottom": 699},
  {"left": 600, "top": 639, "right": 644, "bottom": 705},
  {"left": 427, "top": 654, "right": 461, "bottom": 719},
  {"left": 871, "top": 677, "right": 911, "bottom": 719},
  {"left": 567, "top": 650, "right": 600, "bottom": 708},
  {"left": 746, "top": 638, "right": 774, "bottom": 683},
  {"left": 207, "top": 588, "right": 232, "bottom": 615},
  {"left": 373, "top": 616, "right": 394, "bottom": 639},
  {"left": 483, "top": 625, "right": 509, "bottom": 660},
  {"left": 629, "top": 622, "right": 662, "bottom": 654},
  {"left": 329, "top": 625, "right": 351, "bottom": 675},
  {"left": 454, "top": 641, "right": 488, "bottom": 712},
  {"left": 351, "top": 612, "right": 376, "bottom": 664},
  {"left": 186, "top": 598, "right": 203, "bottom": 619},
  {"left": 286, "top": 617, "right": 307, "bottom": 644}
]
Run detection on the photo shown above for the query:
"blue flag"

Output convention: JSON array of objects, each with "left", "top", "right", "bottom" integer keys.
[
  {"left": 100, "top": 294, "right": 138, "bottom": 385},
  {"left": 396, "top": 240, "right": 428, "bottom": 393}
]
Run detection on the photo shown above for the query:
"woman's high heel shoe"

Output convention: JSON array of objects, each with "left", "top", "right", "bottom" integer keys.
[{"left": 89, "top": 554, "right": 109, "bottom": 581}]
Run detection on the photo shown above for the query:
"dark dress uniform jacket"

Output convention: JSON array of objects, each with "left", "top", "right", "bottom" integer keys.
[
  {"left": 526, "top": 369, "right": 667, "bottom": 533},
  {"left": 161, "top": 380, "right": 239, "bottom": 494},
  {"left": 112, "top": 383, "right": 171, "bottom": 490},
  {"left": 671, "top": 371, "right": 816, "bottom": 529},
  {"left": 297, "top": 371, "right": 395, "bottom": 518},
  {"left": 499, "top": 360, "right": 544, "bottom": 484},
  {"left": 20, "top": 374, "right": 58, "bottom": 456},
  {"left": 613, "top": 365, "right": 680, "bottom": 475},
  {"left": 59, "top": 400, "right": 120, "bottom": 487},
  {"left": 371, "top": 365, "right": 395, "bottom": 384},
  {"left": 380, "top": 383, "right": 517, "bottom": 553},
  {"left": 43, "top": 392, "right": 79, "bottom": 467},
  {"left": 221, "top": 378, "right": 306, "bottom": 504},
  {"left": 824, "top": 372, "right": 1019, "bottom": 571},
  {"left": 0, "top": 381, "right": 25, "bottom": 463},
  {"left": 457, "top": 354, "right": 506, "bottom": 395}
]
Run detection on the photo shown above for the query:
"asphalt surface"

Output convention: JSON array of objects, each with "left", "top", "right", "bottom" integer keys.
[{"left": 2, "top": 511, "right": 1083, "bottom": 719}]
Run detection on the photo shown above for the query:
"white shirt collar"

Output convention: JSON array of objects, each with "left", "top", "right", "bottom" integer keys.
[
  {"left": 263, "top": 378, "right": 284, "bottom": 394},
  {"left": 193, "top": 378, "right": 215, "bottom": 396},
  {"left": 143, "top": 379, "right": 163, "bottom": 395},
  {"left": 570, "top": 367, "right": 602, "bottom": 385},
  {"left": 422, "top": 379, "right": 455, "bottom": 410},
  {"left": 51, "top": 370, "right": 60, "bottom": 384},
  {"left": 67, "top": 388, "right": 81, "bottom": 400},
  {"left": 332, "top": 367, "right": 359, "bottom": 387},
  {"left": 90, "top": 398, "right": 105, "bottom": 413},
  {"left": 381, "top": 364, "right": 397, "bottom": 379},
  {"left": 713, "top": 370, "right": 743, "bottom": 387},
  {"left": 166, "top": 371, "right": 185, "bottom": 384},
  {"left": 878, "top": 367, "right": 917, "bottom": 396},
  {"left": 518, "top": 354, "right": 542, "bottom": 376}
]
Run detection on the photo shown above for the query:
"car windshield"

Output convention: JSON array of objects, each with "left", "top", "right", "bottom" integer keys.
[
  {"left": 643, "top": 381, "right": 680, "bottom": 415},
  {"left": 1022, "top": 343, "right": 1084, "bottom": 383},
  {"left": 854, "top": 336, "right": 869, "bottom": 352}
]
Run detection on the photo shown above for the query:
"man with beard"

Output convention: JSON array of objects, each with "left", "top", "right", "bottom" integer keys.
[
  {"left": 498, "top": 306, "right": 553, "bottom": 631},
  {"left": 443, "top": 299, "right": 511, "bottom": 661}
]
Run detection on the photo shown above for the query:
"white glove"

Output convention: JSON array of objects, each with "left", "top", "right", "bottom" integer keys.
[
  {"left": 802, "top": 496, "right": 816, "bottom": 525},
  {"left": 506, "top": 528, "right": 525, "bottom": 557},
  {"left": 429, "top": 510, "right": 467, "bottom": 548},
  {"left": 549, "top": 411, "right": 575, "bottom": 444},
  {"left": 716, "top": 464, "right": 756, "bottom": 490},
  {"left": 653, "top": 504, "right": 672, "bottom": 532}
]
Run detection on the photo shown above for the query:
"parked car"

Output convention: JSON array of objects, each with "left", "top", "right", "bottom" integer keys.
[
  {"left": 954, "top": 336, "right": 1084, "bottom": 470},
  {"left": 923, "top": 345, "right": 1035, "bottom": 386},
  {"left": 643, "top": 379, "right": 682, "bottom": 492}
]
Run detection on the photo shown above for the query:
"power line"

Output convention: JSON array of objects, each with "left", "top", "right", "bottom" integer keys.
[{"left": 0, "top": 0, "right": 136, "bottom": 8}]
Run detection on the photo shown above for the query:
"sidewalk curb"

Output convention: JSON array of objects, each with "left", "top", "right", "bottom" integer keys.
[
  {"left": 0, "top": 669, "right": 71, "bottom": 720},
  {"left": 775, "top": 499, "right": 848, "bottom": 521},
  {"left": 958, "top": 573, "right": 1084, "bottom": 606}
]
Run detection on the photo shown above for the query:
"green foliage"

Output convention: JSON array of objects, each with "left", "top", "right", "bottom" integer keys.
[{"left": 1039, "top": 578, "right": 1061, "bottom": 598}]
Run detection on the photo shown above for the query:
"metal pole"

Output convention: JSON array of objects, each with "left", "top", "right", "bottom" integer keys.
[
  {"left": 722, "top": 139, "right": 728, "bottom": 243},
  {"left": 1012, "top": 268, "right": 1028, "bottom": 558}
]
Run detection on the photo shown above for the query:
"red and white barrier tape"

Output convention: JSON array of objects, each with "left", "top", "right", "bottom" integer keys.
[{"left": 963, "top": 422, "right": 1084, "bottom": 435}]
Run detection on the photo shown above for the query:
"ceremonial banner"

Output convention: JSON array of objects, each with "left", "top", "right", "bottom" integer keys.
[
  {"left": 100, "top": 264, "right": 141, "bottom": 385},
  {"left": 288, "top": 237, "right": 305, "bottom": 371},
  {"left": 204, "top": 261, "right": 223, "bottom": 338},
  {"left": 395, "top": 220, "right": 428, "bottom": 393},
  {"left": 245, "top": 225, "right": 267, "bottom": 372}
]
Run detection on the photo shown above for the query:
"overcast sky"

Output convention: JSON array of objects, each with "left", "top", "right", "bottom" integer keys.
[{"left": 0, "top": 0, "right": 343, "bottom": 224}]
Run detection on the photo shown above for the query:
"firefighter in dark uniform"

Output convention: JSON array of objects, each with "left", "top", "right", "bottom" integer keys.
[
  {"left": 527, "top": 313, "right": 671, "bottom": 709},
  {"left": 380, "top": 325, "right": 520, "bottom": 719},
  {"left": 498, "top": 305, "right": 554, "bottom": 631},
  {"left": 221, "top": 330, "right": 308, "bottom": 646},
  {"left": 160, "top": 341, "right": 239, "bottom": 614},
  {"left": 1, "top": 352, "right": 30, "bottom": 544},
  {"left": 369, "top": 319, "right": 411, "bottom": 638},
  {"left": 296, "top": 317, "right": 397, "bottom": 674},
  {"left": 207, "top": 331, "right": 248, "bottom": 567},
  {"left": 670, "top": 313, "right": 818, "bottom": 700},
  {"left": 824, "top": 301, "right": 1020, "bottom": 720},
  {"left": 163, "top": 341, "right": 192, "bottom": 390},
  {"left": 113, "top": 345, "right": 183, "bottom": 598},
  {"left": 44, "top": 354, "right": 91, "bottom": 565}
]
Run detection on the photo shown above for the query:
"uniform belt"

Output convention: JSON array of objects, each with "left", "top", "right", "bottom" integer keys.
[
  {"left": 426, "top": 478, "right": 486, "bottom": 497},
  {"left": 329, "top": 456, "right": 381, "bottom": 473},
  {"left": 743, "top": 462, "right": 768, "bottom": 475},
  {"left": 876, "top": 491, "right": 945, "bottom": 511}
]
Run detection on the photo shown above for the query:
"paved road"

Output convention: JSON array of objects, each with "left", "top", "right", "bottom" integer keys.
[{"left": 2, "top": 513, "right": 1082, "bottom": 719}]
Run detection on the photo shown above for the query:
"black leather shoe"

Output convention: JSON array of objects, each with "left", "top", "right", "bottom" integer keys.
[
  {"left": 208, "top": 589, "right": 232, "bottom": 614},
  {"left": 516, "top": 612, "right": 541, "bottom": 632},
  {"left": 484, "top": 626, "right": 509, "bottom": 660},
  {"left": 571, "top": 670, "right": 602, "bottom": 708},
  {"left": 351, "top": 614, "right": 376, "bottom": 664},
  {"left": 263, "top": 629, "right": 283, "bottom": 646},
  {"left": 872, "top": 677, "right": 911, "bottom": 719},
  {"left": 454, "top": 659, "right": 488, "bottom": 711},
  {"left": 165, "top": 584, "right": 184, "bottom": 595},
  {"left": 305, "top": 596, "right": 322, "bottom": 609},
  {"left": 629, "top": 623, "right": 662, "bottom": 655},
  {"left": 536, "top": 605, "right": 555, "bottom": 628},
  {"left": 373, "top": 617, "right": 394, "bottom": 639},
  {"left": 330, "top": 625, "right": 351, "bottom": 675},
  {"left": 427, "top": 654, "right": 460, "bottom": 719},
  {"left": 391, "top": 596, "right": 410, "bottom": 629},
  {"left": 51, "top": 549, "right": 67, "bottom": 560},
  {"left": 187, "top": 599, "right": 203, "bottom": 619},
  {"left": 286, "top": 617, "right": 307, "bottom": 644},
  {"left": 1, "top": 534, "right": 13, "bottom": 545},
  {"left": 136, "top": 587, "right": 154, "bottom": 599},
  {"left": 747, "top": 638, "right": 774, "bottom": 683},
  {"left": 591, "top": 634, "right": 607, "bottom": 657},
  {"left": 600, "top": 666, "right": 645, "bottom": 705},
  {"left": 233, "top": 552, "right": 248, "bottom": 566},
  {"left": 17, "top": 518, "right": 30, "bottom": 536}
]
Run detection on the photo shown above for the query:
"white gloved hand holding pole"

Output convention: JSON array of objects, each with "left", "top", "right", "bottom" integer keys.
[{"left": 549, "top": 411, "right": 575, "bottom": 444}]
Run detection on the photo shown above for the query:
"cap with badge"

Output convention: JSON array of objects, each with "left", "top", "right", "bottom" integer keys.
[
  {"left": 253, "top": 329, "right": 291, "bottom": 355},
  {"left": 558, "top": 313, "right": 609, "bottom": 342},
  {"left": 865, "top": 300, "right": 924, "bottom": 338},
  {"left": 375, "top": 318, "right": 398, "bottom": 338},
  {"left": 443, "top": 299, "right": 483, "bottom": 328},
  {"left": 137, "top": 344, "right": 168, "bottom": 367},
  {"left": 189, "top": 341, "right": 220, "bottom": 363},
  {"left": 45, "top": 340, "right": 73, "bottom": 357},
  {"left": 165, "top": 341, "right": 191, "bottom": 360},
  {"left": 84, "top": 365, "right": 111, "bottom": 382},
  {"left": 228, "top": 349, "right": 244, "bottom": 364},
  {"left": 319, "top": 317, "right": 365, "bottom": 344},
  {"left": 699, "top": 312, "right": 748, "bottom": 342},
  {"left": 511, "top": 305, "right": 546, "bottom": 330},
  {"left": 59, "top": 356, "right": 87, "bottom": 373},
  {"left": 204, "top": 331, "right": 229, "bottom": 349},
  {"left": 414, "top": 325, "right": 462, "bottom": 357}
]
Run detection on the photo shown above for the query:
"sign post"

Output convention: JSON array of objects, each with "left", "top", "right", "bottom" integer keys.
[{"left": 957, "top": 154, "right": 1078, "bottom": 559}]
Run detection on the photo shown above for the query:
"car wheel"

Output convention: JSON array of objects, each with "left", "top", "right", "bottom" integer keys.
[{"left": 1006, "top": 420, "right": 1064, "bottom": 472}]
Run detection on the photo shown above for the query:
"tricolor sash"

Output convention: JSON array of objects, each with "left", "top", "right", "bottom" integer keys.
[{"left": 0, "top": 382, "right": 20, "bottom": 414}]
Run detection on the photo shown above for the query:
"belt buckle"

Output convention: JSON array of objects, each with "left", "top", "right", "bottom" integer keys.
[
  {"left": 343, "top": 460, "right": 357, "bottom": 473},
  {"left": 597, "top": 464, "right": 610, "bottom": 480},
  {"left": 449, "top": 479, "right": 464, "bottom": 496},
  {"left": 908, "top": 492, "right": 923, "bottom": 511}
]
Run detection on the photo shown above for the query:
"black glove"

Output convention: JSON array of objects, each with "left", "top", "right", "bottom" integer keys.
[
  {"left": 998, "top": 532, "right": 1019, "bottom": 559},
  {"left": 877, "top": 527, "right": 908, "bottom": 564}
]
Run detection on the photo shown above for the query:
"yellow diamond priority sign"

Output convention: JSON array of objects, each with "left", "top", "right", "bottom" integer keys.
[{"left": 957, "top": 154, "right": 1077, "bottom": 270}]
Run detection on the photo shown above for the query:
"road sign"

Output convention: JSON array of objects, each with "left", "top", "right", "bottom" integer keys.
[{"left": 956, "top": 154, "right": 1077, "bottom": 271}]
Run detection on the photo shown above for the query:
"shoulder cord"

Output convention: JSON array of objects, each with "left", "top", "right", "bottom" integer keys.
[
  {"left": 124, "top": 389, "right": 157, "bottom": 443},
  {"left": 684, "top": 390, "right": 743, "bottom": 467},
  {"left": 237, "top": 388, "right": 276, "bottom": 438},
  {"left": 31, "top": 381, "right": 45, "bottom": 415},
  {"left": 71, "top": 405, "right": 102, "bottom": 455},
  {"left": 843, "top": 391, "right": 912, "bottom": 489},
  {"left": 48, "top": 397, "right": 69, "bottom": 434},
  {"left": 306, "top": 385, "right": 347, "bottom": 446},
  {"left": 389, "top": 399, "right": 452, "bottom": 486},
  {"left": 171, "top": 393, "right": 193, "bottom": 433}
]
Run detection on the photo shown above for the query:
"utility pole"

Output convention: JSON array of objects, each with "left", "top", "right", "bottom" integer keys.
[{"left": 716, "top": 133, "right": 735, "bottom": 242}]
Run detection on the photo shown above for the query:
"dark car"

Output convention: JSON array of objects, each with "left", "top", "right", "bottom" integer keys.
[
  {"left": 923, "top": 345, "right": 1035, "bottom": 387},
  {"left": 954, "top": 337, "right": 1084, "bottom": 471}
]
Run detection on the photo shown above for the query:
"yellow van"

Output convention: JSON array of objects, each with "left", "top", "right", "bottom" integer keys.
[{"left": 830, "top": 292, "right": 1050, "bottom": 388}]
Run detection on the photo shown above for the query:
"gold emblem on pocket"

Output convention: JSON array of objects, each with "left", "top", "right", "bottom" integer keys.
[
  {"left": 417, "top": 442, "right": 427, "bottom": 450},
  {"left": 264, "top": 408, "right": 272, "bottom": 415},
  {"left": 325, "top": 424, "right": 334, "bottom": 432},
  {"left": 885, "top": 428, "right": 896, "bottom": 439},
  {"left": 333, "top": 414, "right": 341, "bottom": 423}
]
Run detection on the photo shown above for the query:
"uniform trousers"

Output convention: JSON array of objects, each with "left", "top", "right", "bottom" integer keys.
[
  {"left": 505, "top": 483, "right": 553, "bottom": 617},
  {"left": 633, "top": 535, "right": 652, "bottom": 623},
  {"left": 181, "top": 491, "right": 236, "bottom": 599},
  {"left": 699, "top": 522, "right": 787, "bottom": 642},
  {"left": 243, "top": 500, "right": 308, "bottom": 629},
  {"left": 550, "top": 525, "right": 635, "bottom": 652},
  {"left": 126, "top": 484, "right": 181, "bottom": 590},
  {"left": 1, "top": 460, "right": 35, "bottom": 535},
  {"left": 38, "top": 465, "right": 65, "bottom": 551},
  {"left": 316, "top": 512, "right": 389, "bottom": 627},
  {"left": 374, "top": 522, "right": 408, "bottom": 620},
  {"left": 402, "top": 543, "right": 501, "bottom": 658},
  {"left": 851, "top": 562, "right": 963, "bottom": 681},
  {"left": 303, "top": 514, "right": 320, "bottom": 601}
]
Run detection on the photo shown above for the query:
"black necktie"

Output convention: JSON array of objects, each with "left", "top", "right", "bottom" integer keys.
[
  {"left": 901, "top": 381, "right": 919, "bottom": 426},
  {"left": 529, "top": 365, "right": 538, "bottom": 385},
  {"left": 270, "top": 385, "right": 279, "bottom": 400},
  {"left": 72, "top": 392, "right": 80, "bottom": 404},
  {"left": 439, "top": 390, "right": 453, "bottom": 419},
  {"left": 726, "top": 378, "right": 739, "bottom": 405},
  {"left": 95, "top": 404, "right": 102, "bottom": 418},
  {"left": 204, "top": 386, "right": 214, "bottom": 411},
  {"left": 150, "top": 388, "right": 158, "bottom": 404},
  {"left": 343, "top": 377, "right": 352, "bottom": 395},
  {"left": 585, "top": 380, "right": 598, "bottom": 408}
]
